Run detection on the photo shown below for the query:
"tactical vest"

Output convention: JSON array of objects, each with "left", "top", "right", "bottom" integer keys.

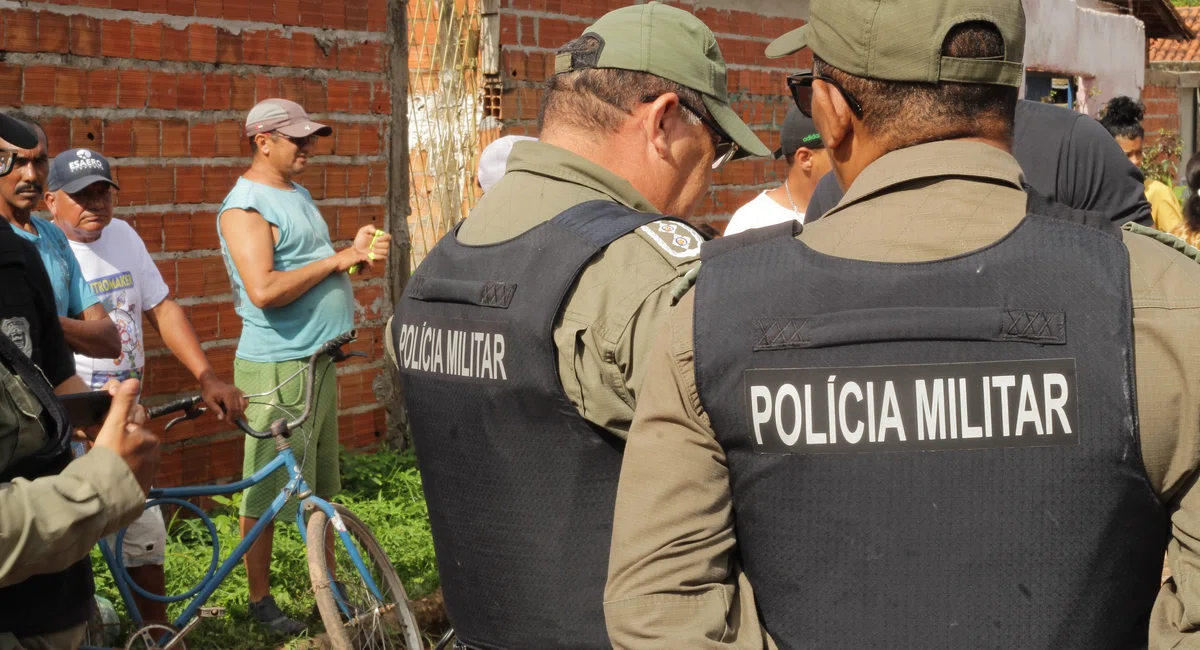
[
  {"left": 0, "top": 315, "right": 91, "bottom": 636},
  {"left": 693, "top": 195, "right": 1168, "bottom": 649},
  {"left": 395, "top": 201, "right": 683, "bottom": 650}
]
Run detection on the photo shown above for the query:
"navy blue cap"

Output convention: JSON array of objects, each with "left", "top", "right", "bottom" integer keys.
[{"left": 47, "top": 148, "right": 120, "bottom": 194}]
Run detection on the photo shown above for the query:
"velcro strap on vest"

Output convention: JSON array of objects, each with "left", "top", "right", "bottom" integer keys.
[
  {"left": 408, "top": 276, "right": 517, "bottom": 309},
  {"left": 753, "top": 307, "right": 1066, "bottom": 351}
]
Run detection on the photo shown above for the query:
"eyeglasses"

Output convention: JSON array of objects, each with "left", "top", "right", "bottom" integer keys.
[
  {"left": 675, "top": 98, "right": 739, "bottom": 169},
  {"left": 0, "top": 151, "right": 16, "bottom": 177},
  {"left": 786, "top": 70, "right": 864, "bottom": 120}
]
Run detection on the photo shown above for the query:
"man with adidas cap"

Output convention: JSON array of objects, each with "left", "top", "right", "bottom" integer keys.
[
  {"left": 386, "top": 3, "right": 767, "bottom": 648},
  {"left": 725, "top": 107, "right": 830, "bottom": 235},
  {"left": 606, "top": 1, "right": 1200, "bottom": 647}
]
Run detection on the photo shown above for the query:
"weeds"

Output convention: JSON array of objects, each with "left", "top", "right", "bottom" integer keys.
[{"left": 90, "top": 446, "right": 438, "bottom": 649}]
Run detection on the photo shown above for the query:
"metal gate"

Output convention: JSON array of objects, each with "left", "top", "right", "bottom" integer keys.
[{"left": 406, "top": 0, "right": 488, "bottom": 268}]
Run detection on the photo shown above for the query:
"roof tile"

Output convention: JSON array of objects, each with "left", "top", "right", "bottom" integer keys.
[{"left": 1151, "top": 6, "right": 1200, "bottom": 61}]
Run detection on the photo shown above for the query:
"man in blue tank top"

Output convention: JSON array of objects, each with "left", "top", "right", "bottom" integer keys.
[{"left": 217, "top": 98, "right": 391, "bottom": 636}]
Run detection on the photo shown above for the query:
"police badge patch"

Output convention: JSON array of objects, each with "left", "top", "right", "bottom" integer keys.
[
  {"left": 639, "top": 219, "right": 702, "bottom": 259},
  {"left": 1, "top": 317, "right": 31, "bottom": 357}
]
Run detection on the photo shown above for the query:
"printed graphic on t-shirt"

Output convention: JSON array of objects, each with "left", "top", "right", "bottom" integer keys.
[{"left": 89, "top": 271, "right": 143, "bottom": 372}]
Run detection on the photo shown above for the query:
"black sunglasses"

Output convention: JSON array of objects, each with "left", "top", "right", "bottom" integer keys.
[
  {"left": 787, "top": 70, "right": 864, "bottom": 120},
  {"left": 674, "top": 98, "right": 739, "bottom": 169},
  {"left": 272, "top": 132, "right": 317, "bottom": 148}
]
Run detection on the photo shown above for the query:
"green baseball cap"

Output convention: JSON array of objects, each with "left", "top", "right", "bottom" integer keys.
[
  {"left": 766, "top": 0, "right": 1026, "bottom": 88},
  {"left": 556, "top": 1, "right": 771, "bottom": 160}
]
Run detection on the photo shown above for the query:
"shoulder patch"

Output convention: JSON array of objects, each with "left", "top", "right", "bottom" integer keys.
[
  {"left": 636, "top": 219, "right": 702, "bottom": 263},
  {"left": 1123, "top": 222, "right": 1200, "bottom": 263}
]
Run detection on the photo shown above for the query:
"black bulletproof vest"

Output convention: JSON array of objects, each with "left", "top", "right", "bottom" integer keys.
[
  {"left": 693, "top": 195, "right": 1168, "bottom": 649},
  {"left": 395, "top": 201, "right": 676, "bottom": 650}
]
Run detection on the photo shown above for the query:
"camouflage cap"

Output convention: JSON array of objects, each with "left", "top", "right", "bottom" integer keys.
[
  {"left": 555, "top": 1, "right": 771, "bottom": 159},
  {"left": 766, "top": 0, "right": 1026, "bottom": 88}
]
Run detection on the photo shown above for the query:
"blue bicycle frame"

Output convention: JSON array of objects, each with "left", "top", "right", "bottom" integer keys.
[{"left": 81, "top": 443, "right": 383, "bottom": 649}]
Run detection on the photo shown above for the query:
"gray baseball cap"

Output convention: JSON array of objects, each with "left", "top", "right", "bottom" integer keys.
[
  {"left": 244, "top": 98, "right": 332, "bottom": 138},
  {"left": 48, "top": 148, "right": 120, "bottom": 194}
]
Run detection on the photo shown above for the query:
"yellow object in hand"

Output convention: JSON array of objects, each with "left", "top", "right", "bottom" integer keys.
[{"left": 349, "top": 230, "right": 384, "bottom": 275}]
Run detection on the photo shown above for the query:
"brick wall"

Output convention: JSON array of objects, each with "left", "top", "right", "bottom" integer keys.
[
  {"left": 1, "top": 0, "right": 393, "bottom": 486},
  {"left": 1143, "top": 81, "right": 1181, "bottom": 144},
  {"left": 493, "top": 0, "right": 808, "bottom": 233}
]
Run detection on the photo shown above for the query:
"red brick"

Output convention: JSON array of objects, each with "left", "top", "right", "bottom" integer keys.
[
  {"left": 368, "top": 162, "right": 387, "bottom": 197},
  {"left": 202, "top": 166, "right": 235, "bottom": 202},
  {"left": 230, "top": 74, "right": 255, "bottom": 110},
  {"left": 148, "top": 72, "right": 178, "bottom": 110},
  {"left": 101, "top": 20, "right": 133, "bottom": 59},
  {"left": 203, "top": 74, "right": 232, "bottom": 110},
  {"left": 139, "top": 0, "right": 168, "bottom": 12},
  {"left": 131, "top": 213, "right": 163, "bottom": 250},
  {"left": 118, "top": 70, "right": 149, "bottom": 108},
  {"left": 327, "top": 79, "right": 352, "bottom": 112},
  {"left": 145, "top": 166, "right": 174, "bottom": 204},
  {"left": 277, "top": 76, "right": 303, "bottom": 103},
  {"left": 189, "top": 123, "right": 215, "bottom": 158},
  {"left": 103, "top": 120, "right": 133, "bottom": 157},
  {"left": 70, "top": 15, "right": 102, "bottom": 57},
  {"left": 367, "top": 0, "right": 387, "bottom": 31},
  {"left": 42, "top": 117, "right": 70, "bottom": 157},
  {"left": 349, "top": 80, "right": 372, "bottom": 113},
  {"left": 303, "top": 79, "right": 327, "bottom": 113},
  {"left": 162, "top": 26, "right": 189, "bottom": 61},
  {"left": 242, "top": 30, "right": 269, "bottom": 65},
  {"left": 292, "top": 32, "right": 318, "bottom": 68},
  {"left": 54, "top": 68, "right": 86, "bottom": 108},
  {"left": 161, "top": 120, "right": 188, "bottom": 157},
  {"left": 115, "top": 166, "right": 148, "bottom": 204},
  {"left": 188, "top": 24, "right": 217, "bottom": 62},
  {"left": 87, "top": 69, "right": 119, "bottom": 108},
  {"left": 322, "top": 1, "right": 345, "bottom": 30},
  {"left": 275, "top": 0, "right": 299, "bottom": 25},
  {"left": 346, "top": 2, "right": 370, "bottom": 31},
  {"left": 222, "top": 0, "right": 250, "bottom": 21},
  {"left": 69, "top": 118, "right": 101, "bottom": 149},
  {"left": 372, "top": 83, "right": 390, "bottom": 114},
  {"left": 177, "top": 73, "right": 205, "bottom": 110},
  {"left": 22, "top": 66, "right": 56, "bottom": 106},
  {"left": 335, "top": 127, "right": 359, "bottom": 156},
  {"left": 357, "top": 42, "right": 383, "bottom": 72},
  {"left": 537, "top": 17, "right": 583, "bottom": 48},
  {"left": 0, "top": 65, "right": 19, "bottom": 107},
  {"left": 112, "top": 0, "right": 139, "bottom": 10},
  {"left": 132, "top": 22, "right": 163, "bottom": 60},
  {"left": 347, "top": 165, "right": 368, "bottom": 196},
  {"left": 5, "top": 10, "right": 38, "bottom": 53},
  {"left": 214, "top": 122, "right": 243, "bottom": 157},
  {"left": 195, "top": 0, "right": 221, "bottom": 18},
  {"left": 165, "top": 0, "right": 194, "bottom": 15},
  {"left": 130, "top": 119, "right": 159, "bottom": 157},
  {"left": 176, "top": 168, "right": 204, "bottom": 204},
  {"left": 266, "top": 30, "right": 292, "bottom": 66},
  {"left": 325, "top": 166, "right": 347, "bottom": 198},
  {"left": 38, "top": 12, "right": 70, "bottom": 54},
  {"left": 299, "top": 0, "right": 323, "bottom": 27},
  {"left": 359, "top": 124, "right": 381, "bottom": 155},
  {"left": 216, "top": 27, "right": 241, "bottom": 64},
  {"left": 249, "top": 1, "right": 274, "bottom": 22}
]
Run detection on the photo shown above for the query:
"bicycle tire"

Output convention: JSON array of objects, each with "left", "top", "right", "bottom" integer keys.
[{"left": 307, "top": 503, "right": 423, "bottom": 650}]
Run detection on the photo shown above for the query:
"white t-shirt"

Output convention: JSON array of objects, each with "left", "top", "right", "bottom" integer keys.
[
  {"left": 724, "top": 191, "right": 804, "bottom": 236},
  {"left": 68, "top": 218, "right": 170, "bottom": 388}
]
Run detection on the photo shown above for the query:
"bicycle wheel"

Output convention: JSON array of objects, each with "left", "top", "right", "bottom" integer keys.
[{"left": 307, "top": 503, "right": 423, "bottom": 650}]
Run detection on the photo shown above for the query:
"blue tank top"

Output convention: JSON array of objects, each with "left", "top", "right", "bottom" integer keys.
[{"left": 217, "top": 178, "right": 354, "bottom": 362}]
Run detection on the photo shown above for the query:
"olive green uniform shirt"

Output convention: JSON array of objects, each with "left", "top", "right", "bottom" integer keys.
[
  {"left": 604, "top": 141, "right": 1200, "bottom": 649},
  {"left": 387, "top": 140, "right": 702, "bottom": 439},
  {"left": 0, "top": 447, "right": 145, "bottom": 650}
]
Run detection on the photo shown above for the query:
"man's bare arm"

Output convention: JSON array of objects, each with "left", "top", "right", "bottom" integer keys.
[
  {"left": 144, "top": 298, "right": 247, "bottom": 421},
  {"left": 219, "top": 208, "right": 383, "bottom": 310},
  {"left": 60, "top": 303, "right": 120, "bottom": 359}
]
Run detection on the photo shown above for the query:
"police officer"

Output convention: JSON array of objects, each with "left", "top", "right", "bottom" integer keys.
[
  {"left": 605, "top": 1, "right": 1200, "bottom": 648},
  {"left": 0, "top": 113, "right": 157, "bottom": 650},
  {"left": 387, "top": 3, "right": 768, "bottom": 648}
]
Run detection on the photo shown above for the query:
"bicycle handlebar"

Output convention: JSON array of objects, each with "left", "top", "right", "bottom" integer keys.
[
  {"left": 146, "top": 395, "right": 204, "bottom": 420},
  {"left": 146, "top": 330, "right": 359, "bottom": 440}
]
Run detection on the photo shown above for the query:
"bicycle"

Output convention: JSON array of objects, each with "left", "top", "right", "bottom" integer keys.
[{"left": 81, "top": 331, "right": 423, "bottom": 650}]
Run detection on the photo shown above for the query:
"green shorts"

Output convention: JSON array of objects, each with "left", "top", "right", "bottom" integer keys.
[{"left": 236, "top": 356, "right": 341, "bottom": 521}]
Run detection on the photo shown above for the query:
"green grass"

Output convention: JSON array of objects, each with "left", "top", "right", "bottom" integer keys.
[{"left": 90, "top": 446, "right": 438, "bottom": 649}]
